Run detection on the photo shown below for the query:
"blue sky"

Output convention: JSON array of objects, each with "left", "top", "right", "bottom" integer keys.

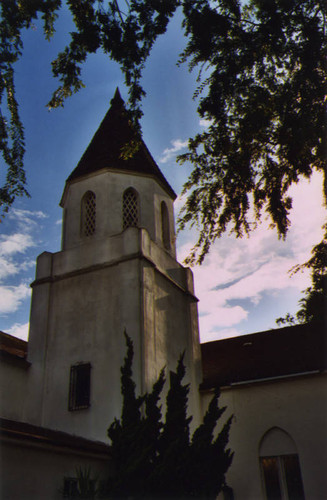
[{"left": 0, "top": 6, "right": 325, "bottom": 342}]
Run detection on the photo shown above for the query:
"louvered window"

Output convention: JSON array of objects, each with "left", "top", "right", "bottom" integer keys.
[
  {"left": 69, "top": 363, "right": 91, "bottom": 411},
  {"left": 81, "top": 191, "right": 96, "bottom": 237},
  {"left": 123, "top": 188, "right": 139, "bottom": 228}
]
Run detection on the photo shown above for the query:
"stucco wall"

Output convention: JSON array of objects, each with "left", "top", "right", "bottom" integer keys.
[
  {"left": 61, "top": 170, "right": 176, "bottom": 257},
  {"left": 142, "top": 260, "right": 202, "bottom": 427},
  {"left": 0, "top": 440, "right": 109, "bottom": 500},
  {"left": 202, "top": 373, "right": 327, "bottom": 500},
  {"left": 0, "top": 361, "right": 29, "bottom": 422},
  {"left": 26, "top": 224, "right": 201, "bottom": 442},
  {"left": 26, "top": 246, "right": 142, "bottom": 440}
]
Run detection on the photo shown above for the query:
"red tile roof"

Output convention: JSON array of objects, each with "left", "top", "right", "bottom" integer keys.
[
  {"left": 201, "top": 322, "right": 326, "bottom": 389},
  {"left": 67, "top": 88, "right": 176, "bottom": 199}
]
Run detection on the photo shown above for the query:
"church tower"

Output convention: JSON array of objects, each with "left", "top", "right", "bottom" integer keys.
[{"left": 25, "top": 90, "right": 202, "bottom": 442}]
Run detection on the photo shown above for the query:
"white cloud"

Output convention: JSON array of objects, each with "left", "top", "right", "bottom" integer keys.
[
  {"left": 174, "top": 193, "right": 189, "bottom": 217},
  {"left": 177, "top": 170, "right": 325, "bottom": 342},
  {"left": 0, "top": 256, "right": 35, "bottom": 281},
  {"left": 201, "top": 327, "right": 241, "bottom": 343},
  {"left": 7, "top": 209, "right": 47, "bottom": 235},
  {"left": 199, "top": 118, "right": 213, "bottom": 128},
  {"left": 8, "top": 208, "right": 47, "bottom": 223},
  {"left": 0, "top": 231, "right": 38, "bottom": 280},
  {"left": 159, "top": 139, "right": 188, "bottom": 164},
  {"left": 0, "top": 233, "right": 35, "bottom": 256},
  {"left": 0, "top": 259, "right": 20, "bottom": 280},
  {"left": 0, "top": 283, "right": 31, "bottom": 314},
  {"left": 0, "top": 209, "right": 45, "bottom": 316},
  {"left": 200, "top": 304, "right": 248, "bottom": 331},
  {"left": 7, "top": 322, "right": 29, "bottom": 341}
]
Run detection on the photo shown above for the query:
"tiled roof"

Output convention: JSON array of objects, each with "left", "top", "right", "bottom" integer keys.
[
  {"left": 201, "top": 322, "right": 326, "bottom": 389},
  {"left": 67, "top": 88, "right": 176, "bottom": 199},
  {"left": 0, "top": 331, "right": 29, "bottom": 366},
  {"left": 0, "top": 418, "right": 111, "bottom": 456}
]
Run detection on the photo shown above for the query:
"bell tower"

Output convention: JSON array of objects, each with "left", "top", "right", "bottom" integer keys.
[{"left": 25, "top": 90, "right": 202, "bottom": 441}]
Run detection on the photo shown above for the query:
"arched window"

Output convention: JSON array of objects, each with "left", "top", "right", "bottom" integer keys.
[
  {"left": 123, "top": 188, "right": 139, "bottom": 229},
  {"left": 259, "top": 428, "right": 305, "bottom": 500},
  {"left": 161, "top": 201, "right": 170, "bottom": 250},
  {"left": 81, "top": 191, "right": 96, "bottom": 237}
]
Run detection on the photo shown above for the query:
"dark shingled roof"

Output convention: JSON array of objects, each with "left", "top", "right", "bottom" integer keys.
[
  {"left": 67, "top": 88, "right": 176, "bottom": 199},
  {"left": 0, "top": 331, "right": 29, "bottom": 367},
  {"left": 0, "top": 418, "right": 111, "bottom": 457},
  {"left": 201, "top": 322, "right": 326, "bottom": 389}
]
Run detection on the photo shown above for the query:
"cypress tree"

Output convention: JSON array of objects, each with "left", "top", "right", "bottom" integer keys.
[
  {"left": 107, "top": 334, "right": 233, "bottom": 499},
  {"left": 107, "top": 332, "right": 146, "bottom": 497},
  {"left": 152, "top": 354, "right": 192, "bottom": 497}
]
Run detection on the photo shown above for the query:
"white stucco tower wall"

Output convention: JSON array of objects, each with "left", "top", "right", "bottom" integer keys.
[{"left": 24, "top": 90, "right": 202, "bottom": 442}]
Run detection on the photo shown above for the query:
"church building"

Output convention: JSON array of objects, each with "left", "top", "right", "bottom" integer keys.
[{"left": 1, "top": 90, "right": 326, "bottom": 499}]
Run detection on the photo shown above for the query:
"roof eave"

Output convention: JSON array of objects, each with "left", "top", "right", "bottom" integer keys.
[{"left": 60, "top": 166, "right": 177, "bottom": 208}]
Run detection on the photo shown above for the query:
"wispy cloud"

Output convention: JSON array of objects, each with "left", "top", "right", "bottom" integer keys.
[
  {"left": 201, "top": 327, "right": 241, "bottom": 343},
  {"left": 199, "top": 118, "right": 213, "bottom": 128},
  {"left": 200, "top": 304, "right": 248, "bottom": 331},
  {"left": 0, "top": 283, "right": 31, "bottom": 314},
  {"left": 0, "top": 231, "right": 37, "bottom": 280},
  {"left": 159, "top": 139, "right": 188, "bottom": 164},
  {"left": 8, "top": 208, "right": 47, "bottom": 231},
  {"left": 0, "top": 209, "right": 46, "bottom": 316},
  {"left": 7, "top": 322, "right": 29, "bottom": 341},
  {"left": 0, "top": 256, "right": 35, "bottom": 281},
  {"left": 0, "top": 233, "right": 35, "bottom": 256},
  {"left": 177, "top": 170, "right": 325, "bottom": 342},
  {"left": 174, "top": 193, "right": 189, "bottom": 216}
]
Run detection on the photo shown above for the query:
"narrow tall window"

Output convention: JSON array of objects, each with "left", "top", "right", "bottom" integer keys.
[
  {"left": 69, "top": 363, "right": 91, "bottom": 411},
  {"left": 81, "top": 191, "right": 96, "bottom": 237},
  {"left": 161, "top": 201, "right": 170, "bottom": 250},
  {"left": 260, "top": 455, "right": 305, "bottom": 500},
  {"left": 260, "top": 428, "right": 305, "bottom": 500},
  {"left": 123, "top": 188, "right": 139, "bottom": 229}
]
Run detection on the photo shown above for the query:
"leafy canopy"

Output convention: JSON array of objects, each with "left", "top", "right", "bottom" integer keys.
[
  {"left": 277, "top": 224, "right": 327, "bottom": 326},
  {"left": 177, "top": 0, "right": 326, "bottom": 263},
  {"left": 106, "top": 332, "right": 233, "bottom": 498},
  {"left": 1, "top": 1, "right": 326, "bottom": 262}
]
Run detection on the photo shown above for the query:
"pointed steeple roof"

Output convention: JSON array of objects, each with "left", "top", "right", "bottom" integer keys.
[{"left": 66, "top": 89, "right": 176, "bottom": 199}]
